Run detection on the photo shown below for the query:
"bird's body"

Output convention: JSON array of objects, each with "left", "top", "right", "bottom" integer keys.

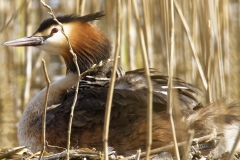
[
  {"left": 2, "top": 12, "right": 240, "bottom": 157},
  {"left": 17, "top": 60, "right": 196, "bottom": 154}
]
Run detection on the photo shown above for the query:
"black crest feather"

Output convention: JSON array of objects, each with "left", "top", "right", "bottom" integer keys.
[{"left": 36, "top": 11, "right": 105, "bottom": 33}]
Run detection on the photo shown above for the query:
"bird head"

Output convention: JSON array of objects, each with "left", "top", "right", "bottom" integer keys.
[{"left": 2, "top": 11, "right": 112, "bottom": 73}]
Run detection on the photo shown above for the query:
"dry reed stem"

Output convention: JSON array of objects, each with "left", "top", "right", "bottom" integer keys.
[
  {"left": 137, "top": 142, "right": 186, "bottom": 158},
  {"left": 39, "top": 60, "right": 50, "bottom": 160},
  {"left": 206, "top": 20, "right": 213, "bottom": 103},
  {"left": 23, "top": 10, "right": 33, "bottom": 113},
  {"left": 127, "top": 0, "right": 136, "bottom": 70},
  {"left": 134, "top": 132, "right": 223, "bottom": 158},
  {"left": 182, "top": 130, "right": 195, "bottom": 160},
  {"left": 103, "top": 1, "right": 121, "bottom": 159},
  {"left": 40, "top": 1, "right": 81, "bottom": 160},
  {"left": 0, "top": 146, "right": 29, "bottom": 159},
  {"left": 32, "top": 51, "right": 45, "bottom": 75},
  {"left": 132, "top": 0, "right": 153, "bottom": 159},
  {"left": 142, "top": 0, "right": 153, "bottom": 67},
  {"left": 26, "top": 150, "right": 41, "bottom": 159},
  {"left": 75, "top": 0, "right": 80, "bottom": 14},
  {"left": 45, "top": 140, "right": 67, "bottom": 152},
  {"left": 212, "top": 0, "right": 226, "bottom": 99},
  {"left": 0, "top": 0, "right": 239, "bottom": 157},
  {"left": 28, "top": 150, "right": 101, "bottom": 160},
  {"left": 79, "top": 0, "right": 86, "bottom": 16},
  {"left": 167, "top": 0, "right": 180, "bottom": 159},
  {"left": 174, "top": 0, "right": 208, "bottom": 90},
  {"left": 0, "top": 0, "right": 30, "bottom": 33},
  {"left": 135, "top": 149, "right": 141, "bottom": 160},
  {"left": 163, "top": 0, "right": 169, "bottom": 69},
  {"left": 191, "top": 1, "right": 198, "bottom": 85},
  {"left": 227, "top": 127, "right": 240, "bottom": 160},
  {"left": 215, "top": 15, "right": 226, "bottom": 99},
  {"left": 222, "top": 0, "right": 229, "bottom": 98}
]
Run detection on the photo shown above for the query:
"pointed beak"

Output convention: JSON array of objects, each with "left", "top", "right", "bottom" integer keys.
[{"left": 2, "top": 36, "right": 46, "bottom": 47}]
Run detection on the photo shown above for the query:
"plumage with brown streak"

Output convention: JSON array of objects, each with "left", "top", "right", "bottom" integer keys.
[{"left": 2, "top": 11, "right": 240, "bottom": 157}]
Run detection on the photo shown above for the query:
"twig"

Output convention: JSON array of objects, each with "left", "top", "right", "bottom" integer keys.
[
  {"left": 26, "top": 150, "right": 43, "bottom": 160},
  {"left": 103, "top": 1, "right": 121, "bottom": 159},
  {"left": 183, "top": 130, "right": 195, "bottom": 160},
  {"left": 192, "top": 132, "right": 224, "bottom": 144},
  {"left": 131, "top": 132, "right": 224, "bottom": 158},
  {"left": 40, "top": 1, "right": 81, "bottom": 160},
  {"left": 32, "top": 51, "right": 45, "bottom": 77},
  {"left": 39, "top": 60, "right": 50, "bottom": 160},
  {"left": 79, "top": 59, "right": 111, "bottom": 80},
  {"left": 132, "top": 1, "right": 153, "bottom": 159},
  {"left": 0, "top": 146, "right": 30, "bottom": 159},
  {"left": 46, "top": 141, "right": 67, "bottom": 152},
  {"left": 174, "top": 0, "right": 208, "bottom": 90},
  {"left": 135, "top": 149, "right": 141, "bottom": 160},
  {"left": 167, "top": 0, "right": 180, "bottom": 159},
  {"left": 29, "top": 150, "right": 101, "bottom": 160},
  {"left": 227, "top": 126, "right": 240, "bottom": 160}
]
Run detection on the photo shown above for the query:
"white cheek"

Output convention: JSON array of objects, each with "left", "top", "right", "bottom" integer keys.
[
  {"left": 36, "top": 32, "right": 67, "bottom": 55},
  {"left": 36, "top": 25, "right": 71, "bottom": 55}
]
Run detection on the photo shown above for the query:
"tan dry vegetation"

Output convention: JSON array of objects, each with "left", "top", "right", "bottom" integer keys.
[{"left": 0, "top": 0, "right": 239, "bottom": 158}]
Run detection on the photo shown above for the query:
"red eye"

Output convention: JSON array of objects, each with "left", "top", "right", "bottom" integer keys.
[{"left": 51, "top": 28, "right": 58, "bottom": 34}]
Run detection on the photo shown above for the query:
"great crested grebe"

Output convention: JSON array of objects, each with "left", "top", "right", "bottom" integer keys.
[{"left": 2, "top": 11, "right": 240, "bottom": 157}]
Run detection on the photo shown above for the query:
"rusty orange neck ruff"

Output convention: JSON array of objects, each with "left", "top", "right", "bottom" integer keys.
[{"left": 63, "top": 22, "right": 111, "bottom": 73}]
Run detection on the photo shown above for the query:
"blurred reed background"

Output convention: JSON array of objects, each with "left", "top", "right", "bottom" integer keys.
[{"left": 0, "top": 0, "right": 239, "bottom": 150}]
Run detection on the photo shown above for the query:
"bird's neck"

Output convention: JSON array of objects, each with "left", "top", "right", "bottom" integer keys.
[
  {"left": 63, "top": 23, "right": 112, "bottom": 73},
  {"left": 20, "top": 73, "right": 78, "bottom": 117},
  {"left": 18, "top": 73, "right": 78, "bottom": 146},
  {"left": 18, "top": 74, "right": 78, "bottom": 150}
]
